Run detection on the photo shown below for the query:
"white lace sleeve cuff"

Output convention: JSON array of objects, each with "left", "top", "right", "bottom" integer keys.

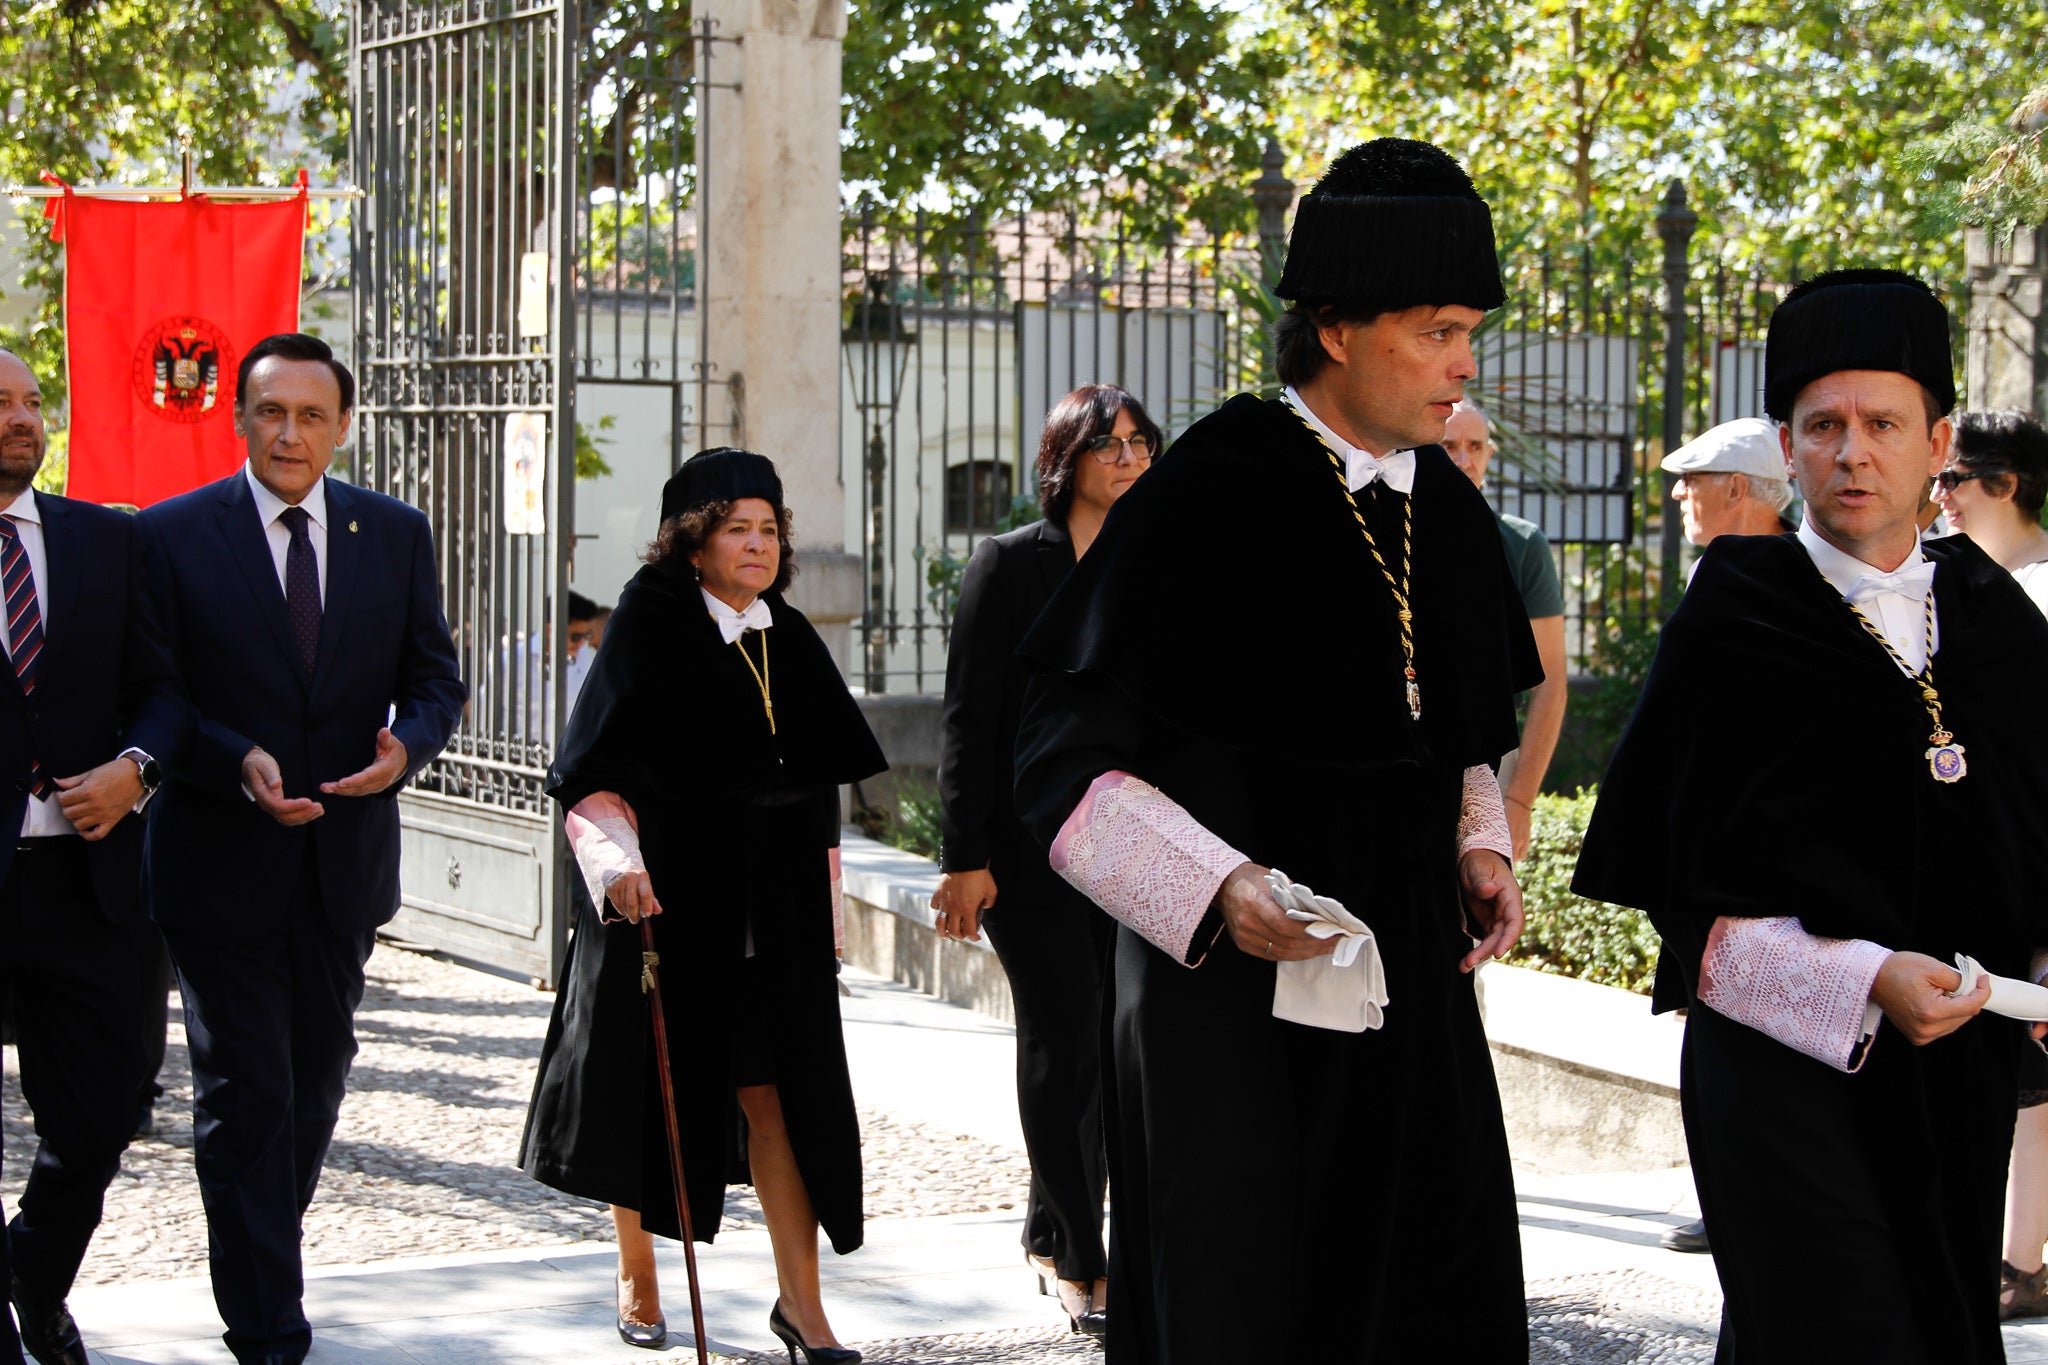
[
  {"left": 1699, "top": 916, "right": 1892, "bottom": 1073},
  {"left": 1457, "top": 765, "right": 1513, "bottom": 862},
  {"left": 565, "top": 792, "right": 644, "bottom": 924},
  {"left": 1049, "top": 770, "right": 1245, "bottom": 966}
]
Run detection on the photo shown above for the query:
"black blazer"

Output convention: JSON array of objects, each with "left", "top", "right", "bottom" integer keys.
[
  {"left": 134, "top": 472, "right": 467, "bottom": 939},
  {"left": 937, "top": 519, "right": 1075, "bottom": 901},
  {"left": 0, "top": 493, "right": 185, "bottom": 923}
]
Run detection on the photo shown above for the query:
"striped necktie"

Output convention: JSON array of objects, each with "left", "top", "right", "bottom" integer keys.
[{"left": 0, "top": 516, "right": 48, "bottom": 798}]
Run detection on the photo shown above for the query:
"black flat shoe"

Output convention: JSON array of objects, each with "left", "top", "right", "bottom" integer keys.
[
  {"left": 11, "top": 1275, "right": 86, "bottom": 1365},
  {"left": 617, "top": 1308, "right": 667, "bottom": 1348},
  {"left": 1660, "top": 1218, "right": 1710, "bottom": 1254},
  {"left": 769, "top": 1298, "right": 861, "bottom": 1364}
]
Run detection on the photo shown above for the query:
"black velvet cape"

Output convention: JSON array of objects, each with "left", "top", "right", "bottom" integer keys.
[
  {"left": 519, "top": 561, "right": 885, "bottom": 1250},
  {"left": 1574, "top": 532, "right": 2048, "bottom": 1363},
  {"left": 1013, "top": 394, "right": 1541, "bottom": 1363}
]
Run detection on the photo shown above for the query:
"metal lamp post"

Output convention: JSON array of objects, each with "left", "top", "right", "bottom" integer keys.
[{"left": 843, "top": 272, "right": 917, "bottom": 693}]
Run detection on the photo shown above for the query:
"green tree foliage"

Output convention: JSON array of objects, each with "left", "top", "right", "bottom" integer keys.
[
  {"left": 842, "top": 0, "right": 1282, "bottom": 231},
  {"left": 1903, "top": 84, "right": 2048, "bottom": 243},
  {"left": 1261, "top": 0, "right": 2048, "bottom": 290},
  {"left": 0, "top": 0, "right": 348, "bottom": 407}
]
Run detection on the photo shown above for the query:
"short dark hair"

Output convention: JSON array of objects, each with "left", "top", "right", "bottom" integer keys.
[
  {"left": 237, "top": 332, "right": 355, "bottom": 414},
  {"left": 1953, "top": 409, "right": 2048, "bottom": 519},
  {"left": 1272, "top": 301, "right": 1394, "bottom": 388},
  {"left": 1036, "top": 385, "right": 1164, "bottom": 525},
  {"left": 567, "top": 590, "right": 600, "bottom": 623},
  {"left": 643, "top": 499, "right": 797, "bottom": 594}
]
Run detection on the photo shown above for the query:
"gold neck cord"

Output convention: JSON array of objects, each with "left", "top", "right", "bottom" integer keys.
[
  {"left": 1842, "top": 590, "right": 1966, "bottom": 783},
  {"left": 1288, "top": 405, "right": 1420, "bottom": 720},
  {"left": 733, "top": 629, "right": 775, "bottom": 735}
]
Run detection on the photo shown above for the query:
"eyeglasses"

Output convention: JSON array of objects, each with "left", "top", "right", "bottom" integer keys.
[
  {"left": 1083, "top": 433, "right": 1157, "bottom": 464},
  {"left": 1934, "top": 468, "right": 1990, "bottom": 492}
]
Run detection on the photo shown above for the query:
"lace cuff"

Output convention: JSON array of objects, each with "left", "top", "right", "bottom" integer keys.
[
  {"left": 1049, "top": 770, "right": 1245, "bottom": 966},
  {"left": 1699, "top": 916, "right": 1891, "bottom": 1073},
  {"left": 829, "top": 846, "right": 845, "bottom": 956},
  {"left": 1457, "top": 765, "right": 1513, "bottom": 862},
  {"left": 565, "top": 792, "right": 643, "bottom": 924}
]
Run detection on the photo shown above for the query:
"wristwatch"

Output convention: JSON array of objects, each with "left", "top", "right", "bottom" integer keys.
[{"left": 123, "top": 749, "right": 161, "bottom": 794}]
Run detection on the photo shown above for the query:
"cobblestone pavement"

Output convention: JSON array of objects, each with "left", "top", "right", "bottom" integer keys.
[{"left": 5, "top": 942, "right": 1033, "bottom": 1287}]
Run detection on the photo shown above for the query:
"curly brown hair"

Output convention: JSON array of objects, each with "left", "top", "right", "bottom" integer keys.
[{"left": 643, "top": 499, "right": 798, "bottom": 593}]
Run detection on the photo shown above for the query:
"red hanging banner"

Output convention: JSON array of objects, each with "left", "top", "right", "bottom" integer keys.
[{"left": 47, "top": 178, "right": 306, "bottom": 508}]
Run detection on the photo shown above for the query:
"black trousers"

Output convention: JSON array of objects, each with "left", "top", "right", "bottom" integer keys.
[
  {"left": 0, "top": 837, "right": 161, "bottom": 1349},
  {"left": 982, "top": 881, "right": 1114, "bottom": 1283},
  {"left": 162, "top": 858, "right": 375, "bottom": 1365}
]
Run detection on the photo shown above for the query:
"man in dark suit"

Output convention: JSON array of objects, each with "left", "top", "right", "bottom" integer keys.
[
  {"left": 134, "top": 333, "right": 465, "bottom": 1365},
  {"left": 0, "top": 348, "right": 184, "bottom": 1365}
]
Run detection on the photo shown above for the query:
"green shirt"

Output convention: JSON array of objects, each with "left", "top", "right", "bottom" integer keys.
[{"left": 1497, "top": 512, "right": 1563, "bottom": 620}]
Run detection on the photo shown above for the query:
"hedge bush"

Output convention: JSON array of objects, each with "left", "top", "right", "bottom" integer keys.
[{"left": 1503, "top": 787, "right": 1660, "bottom": 995}]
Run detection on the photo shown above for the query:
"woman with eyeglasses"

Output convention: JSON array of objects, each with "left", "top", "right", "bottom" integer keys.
[
  {"left": 1934, "top": 410, "right": 2048, "bottom": 617},
  {"left": 930, "top": 384, "right": 1162, "bottom": 1337},
  {"left": 1934, "top": 410, "right": 2048, "bottom": 1320}
]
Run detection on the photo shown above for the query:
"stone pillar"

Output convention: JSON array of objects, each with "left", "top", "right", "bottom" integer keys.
[
  {"left": 696, "top": 0, "right": 863, "bottom": 673},
  {"left": 1965, "top": 223, "right": 2048, "bottom": 416}
]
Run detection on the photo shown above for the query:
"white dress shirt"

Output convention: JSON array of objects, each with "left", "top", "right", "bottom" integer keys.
[
  {"left": 1283, "top": 387, "right": 1417, "bottom": 495},
  {"left": 245, "top": 464, "right": 328, "bottom": 605},
  {"left": 0, "top": 491, "right": 72, "bottom": 837},
  {"left": 1795, "top": 517, "right": 1939, "bottom": 672}
]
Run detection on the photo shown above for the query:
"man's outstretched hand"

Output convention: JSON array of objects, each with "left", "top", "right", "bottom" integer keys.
[
  {"left": 320, "top": 728, "right": 409, "bottom": 798},
  {"left": 244, "top": 748, "right": 324, "bottom": 827}
]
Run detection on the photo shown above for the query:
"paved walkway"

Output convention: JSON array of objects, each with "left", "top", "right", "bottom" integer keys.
[{"left": 56, "top": 953, "right": 2048, "bottom": 1362}]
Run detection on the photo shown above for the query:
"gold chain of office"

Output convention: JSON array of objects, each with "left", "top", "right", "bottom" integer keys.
[
  {"left": 1287, "top": 404, "right": 1421, "bottom": 720},
  {"left": 733, "top": 629, "right": 775, "bottom": 735},
  {"left": 1842, "top": 591, "right": 1967, "bottom": 784}
]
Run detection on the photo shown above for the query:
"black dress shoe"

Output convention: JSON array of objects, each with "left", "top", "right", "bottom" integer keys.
[
  {"left": 11, "top": 1277, "right": 85, "bottom": 1365},
  {"left": 617, "top": 1309, "right": 667, "bottom": 1348},
  {"left": 1660, "top": 1218, "right": 1711, "bottom": 1254},
  {"left": 769, "top": 1299, "right": 860, "bottom": 1364}
]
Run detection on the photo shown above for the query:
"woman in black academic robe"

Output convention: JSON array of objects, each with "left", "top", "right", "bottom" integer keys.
[
  {"left": 520, "top": 449, "right": 885, "bottom": 1361},
  {"left": 931, "top": 385, "right": 1163, "bottom": 1336}
]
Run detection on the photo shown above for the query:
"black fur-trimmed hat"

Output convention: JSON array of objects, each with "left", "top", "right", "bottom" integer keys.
[
  {"left": 1763, "top": 269, "right": 1955, "bottom": 421},
  {"left": 1273, "top": 138, "right": 1506, "bottom": 312},
  {"left": 659, "top": 447, "right": 784, "bottom": 523}
]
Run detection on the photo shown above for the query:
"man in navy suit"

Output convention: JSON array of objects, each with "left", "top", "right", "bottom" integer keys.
[
  {"left": 135, "top": 333, "right": 465, "bottom": 1365},
  {"left": 0, "top": 349, "right": 184, "bottom": 1365}
]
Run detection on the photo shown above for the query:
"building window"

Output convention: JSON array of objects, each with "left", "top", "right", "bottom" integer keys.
[{"left": 945, "top": 460, "right": 1013, "bottom": 535}]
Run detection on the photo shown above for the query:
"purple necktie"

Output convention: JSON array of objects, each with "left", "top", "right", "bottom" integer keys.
[
  {"left": 0, "top": 517, "right": 47, "bottom": 798},
  {"left": 279, "top": 505, "right": 321, "bottom": 675}
]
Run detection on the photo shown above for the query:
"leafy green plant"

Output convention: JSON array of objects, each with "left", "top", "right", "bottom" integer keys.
[
  {"left": 913, "top": 492, "right": 1043, "bottom": 625},
  {"left": 1505, "top": 787, "right": 1659, "bottom": 995},
  {"left": 852, "top": 776, "right": 945, "bottom": 860},
  {"left": 575, "top": 414, "right": 617, "bottom": 481}
]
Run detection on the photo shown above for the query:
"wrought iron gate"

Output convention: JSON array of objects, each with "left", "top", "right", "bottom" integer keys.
[{"left": 353, "top": 0, "right": 578, "bottom": 983}]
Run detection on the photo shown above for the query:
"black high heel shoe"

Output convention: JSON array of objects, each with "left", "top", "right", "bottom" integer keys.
[
  {"left": 616, "top": 1275, "right": 667, "bottom": 1348},
  {"left": 768, "top": 1298, "right": 861, "bottom": 1364},
  {"left": 1029, "top": 1254, "right": 1107, "bottom": 1339}
]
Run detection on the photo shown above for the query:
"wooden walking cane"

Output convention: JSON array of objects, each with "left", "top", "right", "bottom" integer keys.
[{"left": 640, "top": 916, "right": 713, "bottom": 1365}]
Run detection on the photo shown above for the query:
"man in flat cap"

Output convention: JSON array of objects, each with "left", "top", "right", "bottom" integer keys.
[
  {"left": 1013, "top": 138, "right": 1540, "bottom": 1362},
  {"left": 1576, "top": 270, "right": 2048, "bottom": 1363},
  {"left": 1664, "top": 417, "right": 1798, "bottom": 552}
]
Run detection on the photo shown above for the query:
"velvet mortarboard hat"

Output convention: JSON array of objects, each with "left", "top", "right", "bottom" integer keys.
[
  {"left": 1274, "top": 137, "right": 1506, "bottom": 312},
  {"left": 1763, "top": 269, "right": 1955, "bottom": 421},
  {"left": 658, "top": 447, "right": 784, "bottom": 523}
]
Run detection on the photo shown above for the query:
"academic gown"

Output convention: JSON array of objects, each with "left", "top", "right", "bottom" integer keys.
[
  {"left": 1573, "top": 532, "right": 2048, "bottom": 1364},
  {"left": 1012, "top": 394, "right": 1542, "bottom": 1364},
  {"left": 519, "top": 562, "right": 886, "bottom": 1250}
]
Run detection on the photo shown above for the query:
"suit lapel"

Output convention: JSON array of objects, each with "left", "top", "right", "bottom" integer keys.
[
  {"left": 216, "top": 474, "right": 305, "bottom": 685},
  {"left": 312, "top": 480, "right": 360, "bottom": 686},
  {"left": 1033, "top": 519, "right": 1074, "bottom": 604},
  {"left": 32, "top": 491, "right": 77, "bottom": 656}
]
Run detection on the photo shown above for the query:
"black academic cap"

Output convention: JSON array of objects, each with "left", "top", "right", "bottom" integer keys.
[
  {"left": 658, "top": 447, "right": 784, "bottom": 524},
  {"left": 1763, "top": 269, "right": 1955, "bottom": 421},
  {"left": 1274, "top": 138, "right": 1506, "bottom": 312}
]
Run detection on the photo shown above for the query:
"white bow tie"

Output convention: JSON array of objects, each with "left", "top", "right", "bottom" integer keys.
[
  {"left": 1846, "top": 561, "right": 1936, "bottom": 607},
  {"left": 1343, "top": 448, "right": 1416, "bottom": 495},
  {"left": 703, "top": 589, "right": 773, "bottom": 643}
]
